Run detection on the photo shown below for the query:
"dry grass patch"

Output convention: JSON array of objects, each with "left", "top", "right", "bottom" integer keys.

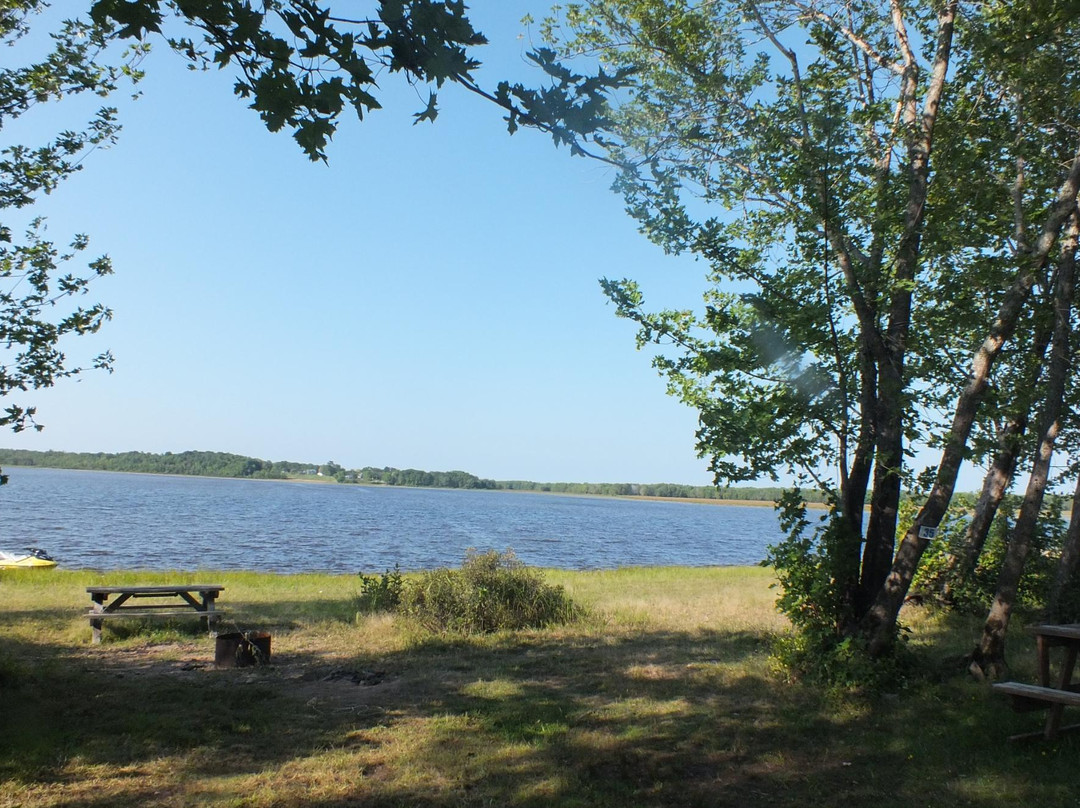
[
  {"left": 547, "top": 565, "right": 787, "bottom": 633},
  {"left": 2, "top": 567, "right": 1078, "bottom": 808}
]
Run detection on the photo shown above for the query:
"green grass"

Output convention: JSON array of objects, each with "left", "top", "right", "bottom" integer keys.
[{"left": 0, "top": 566, "right": 1074, "bottom": 807}]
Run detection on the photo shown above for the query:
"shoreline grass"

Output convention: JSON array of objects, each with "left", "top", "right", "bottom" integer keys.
[{"left": 1, "top": 566, "right": 1074, "bottom": 807}]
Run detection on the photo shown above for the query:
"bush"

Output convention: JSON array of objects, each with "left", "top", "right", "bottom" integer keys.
[
  {"left": 399, "top": 549, "right": 579, "bottom": 633},
  {"left": 355, "top": 566, "right": 404, "bottom": 613},
  {"left": 911, "top": 494, "right": 1069, "bottom": 614},
  {"left": 768, "top": 490, "right": 912, "bottom": 689},
  {"left": 771, "top": 626, "right": 914, "bottom": 693}
]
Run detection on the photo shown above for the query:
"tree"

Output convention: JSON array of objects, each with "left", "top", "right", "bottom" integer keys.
[
  {"left": 0, "top": 2, "right": 144, "bottom": 473},
  {"left": 532, "top": 0, "right": 1080, "bottom": 668},
  {"left": 972, "top": 215, "right": 1076, "bottom": 677},
  {"left": 860, "top": 0, "right": 1080, "bottom": 656}
]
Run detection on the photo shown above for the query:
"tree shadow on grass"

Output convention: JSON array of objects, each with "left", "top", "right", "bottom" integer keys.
[
  {"left": 2, "top": 603, "right": 1078, "bottom": 808},
  {"left": 224, "top": 596, "right": 362, "bottom": 627},
  {"left": 0, "top": 585, "right": 363, "bottom": 637},
  {"left": 900, "top": 602, "right": 1046, "bottom": 681}
]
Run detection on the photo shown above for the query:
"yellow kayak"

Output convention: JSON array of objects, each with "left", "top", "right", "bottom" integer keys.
[{"left": 0, "top": 548, "right": 57, "bottom": 569}]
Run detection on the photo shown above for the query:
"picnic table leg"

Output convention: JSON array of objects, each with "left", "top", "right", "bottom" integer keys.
[
  {"left": 90, "top": 593, "right": 107, "bottom": 644},
  {"left": 1045, "top": 645, "right": 1080, "bottom": 740},
  {"left": 204, "top": 593, "right": 221, "bottom": 637},
  {"left": 1038, "top": 635, "right": 1052, "bottom": 686}
]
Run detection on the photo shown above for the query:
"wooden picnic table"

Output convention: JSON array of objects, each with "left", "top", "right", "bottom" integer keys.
[
  {"left": 86, "top": 584, "right": 225, "bottom": 644},
  {"left": 993, "top": 623, "right": 1080, "bottom": 740}
]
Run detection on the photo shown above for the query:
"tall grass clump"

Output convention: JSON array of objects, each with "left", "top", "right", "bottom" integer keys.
[
  {"left": 355, "top": 565, "right": 404, "bottom": 613},
  {"left": 399, "top": 549, "right": 579, "bottom": 633}
]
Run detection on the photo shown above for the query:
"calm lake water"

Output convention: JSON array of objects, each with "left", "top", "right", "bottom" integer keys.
[{"left": 0, "top": 467, "right": 785, "bottom": 572}]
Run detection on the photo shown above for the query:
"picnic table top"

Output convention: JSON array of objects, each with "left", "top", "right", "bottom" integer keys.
[
  {"left": 86, "top": 584, "right": 225, "bottom": 596},
  {"left": 1031, "top": 624, "right": 1080, "bottom": 641}
]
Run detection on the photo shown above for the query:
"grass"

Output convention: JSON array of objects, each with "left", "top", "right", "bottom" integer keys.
[{"left": 0, "top": 566, "right": 1076, "bottom": 807}]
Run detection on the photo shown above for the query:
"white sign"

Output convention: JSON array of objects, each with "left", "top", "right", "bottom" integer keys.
[{"left": 918, "top": 525, "right": 938, "bottom": 540}]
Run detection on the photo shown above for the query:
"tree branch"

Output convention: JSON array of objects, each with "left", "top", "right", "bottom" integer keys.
[{"left": 792, "top": 1, "right": 903, "bottom": 75}]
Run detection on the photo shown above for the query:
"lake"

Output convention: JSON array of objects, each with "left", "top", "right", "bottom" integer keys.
[{"left": 0, "top": 467, "right": 786, "bottom": 572}]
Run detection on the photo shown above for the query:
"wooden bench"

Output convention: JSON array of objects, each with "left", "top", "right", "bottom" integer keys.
[
  {"left": 992, "top": 623, "right": 1080, "bottom": 740},
  {"left": 87, "top": 585, "right": 225, "bottom": 644},
  {"left": 992, "top": 681, "right": 1080, "bottom": 709}
]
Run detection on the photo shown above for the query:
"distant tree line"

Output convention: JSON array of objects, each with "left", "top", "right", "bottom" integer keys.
[
  {"left": 0, "top": 448, "right": 825, "bottom": 502},
  {"left": 0, "top": 449, "right": 311, "bottom": 479},
  {"left": 357, "top": 467, "right": 496, "bottom": 490},
  {"left": 496, "top": 480, "right": 828, "bottom": 503}
]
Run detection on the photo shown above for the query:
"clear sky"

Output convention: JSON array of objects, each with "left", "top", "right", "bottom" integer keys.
[{"left": 3, "top": 2, "right": 731, "bottom": 485}]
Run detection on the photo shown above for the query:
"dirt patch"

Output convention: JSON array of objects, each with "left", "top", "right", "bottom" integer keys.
[{"left": 76, "top": 639, "right": 411, "bottom": 715}]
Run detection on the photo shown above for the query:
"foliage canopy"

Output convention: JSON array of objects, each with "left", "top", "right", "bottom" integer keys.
[
  {"left": 0, "top": 1, "right": 145, "bottom": 455},
  {"left": 533, "top": 0, "right": 1080, "bottom": 665}
]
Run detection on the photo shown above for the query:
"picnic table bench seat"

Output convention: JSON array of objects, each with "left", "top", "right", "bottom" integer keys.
[
  {"left": 992, "top": 681, "right": 1080, "bottom": 710},
  {"left": 993, "top": 623, "right": 1080, "bottom": 740},
  {"left": 85, "top": 609, "right": 229, "bottom": 620}
]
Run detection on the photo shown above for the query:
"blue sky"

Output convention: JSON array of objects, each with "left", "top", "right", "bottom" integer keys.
[{"left": 3, "top": 2, "right": 728, "bottom": 485}]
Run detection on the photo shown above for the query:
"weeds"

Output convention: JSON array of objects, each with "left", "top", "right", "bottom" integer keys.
[
  {"left": 355, "top": 565, "right": 404, "bottom": 613},
  {"left": 399, "top": 549, "right": 580, "bottom": 633}
]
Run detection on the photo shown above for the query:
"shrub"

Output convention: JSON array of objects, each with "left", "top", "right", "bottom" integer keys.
[
  {"left": 911, "top": 494, "right": 1068, "bottom": 614},
  {"left": 771, "top": 628, "right": 914, "bottom": 694},
  {"left": 768, "top": 490, "right": 912, "bottom": 689},
  {"left": 399, "top": 549, "right": 579, "bottom": 633},
  {"left": 355, "top": 566, "right": 404, "bottom": 613}
]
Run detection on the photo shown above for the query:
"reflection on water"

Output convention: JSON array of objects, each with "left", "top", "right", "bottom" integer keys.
[{"left": 0, "top": 467, "right": 785, "bottom": 572}]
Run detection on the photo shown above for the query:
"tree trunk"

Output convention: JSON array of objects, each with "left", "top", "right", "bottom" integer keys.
[
  {"left": 941, "top": 312, "right": 1054, "bottom": 599},
  {"left": 855, "top": 0, "right": 960, "bottom": 623},
  {"left": 1046, "top": 476, "right": 1080, "bottom": 620},
  {"left": 859, "top": 365, "right": 904, "bottom": 613},
  {"left": 940, "top": 418, "right": 1023, "bottom": 602},
  {"left": 837, "top": 362, "right": 876, "bottom": 630},
  {"left": 861, "top": 153, "right": 1080, "bottom": 655},
  {"left": 973, "top": 214, "right": 1077, "bottom": 679}
]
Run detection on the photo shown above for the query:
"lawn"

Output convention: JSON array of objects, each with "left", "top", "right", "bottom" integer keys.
[{"left": 0, "top": 566, "right": 1074, "bottom": 807}]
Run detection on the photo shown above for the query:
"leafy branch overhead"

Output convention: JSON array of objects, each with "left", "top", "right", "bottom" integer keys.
[
  {"left": 91, "top": 0, "right": 630, "bottom": 161},
  {"left": 0, "top": 2, "right": 146, "bottom": 437}
]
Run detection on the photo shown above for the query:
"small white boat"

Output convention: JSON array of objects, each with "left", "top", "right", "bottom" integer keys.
[{"left": 0, "top": 547, "right": 57, "bottom": 569}]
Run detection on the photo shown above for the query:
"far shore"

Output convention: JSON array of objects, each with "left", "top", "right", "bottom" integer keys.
[
  {"left": 280, "top": 476, "right": 832, "bottom": 508},
  {"left": 6, "top": 463, "right": 804, "bottom": 507}
]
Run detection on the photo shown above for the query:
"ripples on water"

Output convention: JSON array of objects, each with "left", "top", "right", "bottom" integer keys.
[{"left": 0, "top": 467, "right": 785, "bottom": 572}]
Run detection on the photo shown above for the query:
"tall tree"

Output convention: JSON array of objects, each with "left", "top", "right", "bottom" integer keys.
[
  {"left": 861, "top": 0, "right": 1080, "bottom": 649},
  {"left": 535, "top": 0, "right": 1080, "bottom": 662},
  {"left": 971, "top": 214, "right": 1077, "bottom": 678}
]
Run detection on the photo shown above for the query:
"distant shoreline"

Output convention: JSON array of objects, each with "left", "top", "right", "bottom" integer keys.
[
  {"left": 5, "top": 463, "right": 797, "bottom": 507},
  {"left": 0, "top": 449, "right": 818, "bottom": 505}
]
